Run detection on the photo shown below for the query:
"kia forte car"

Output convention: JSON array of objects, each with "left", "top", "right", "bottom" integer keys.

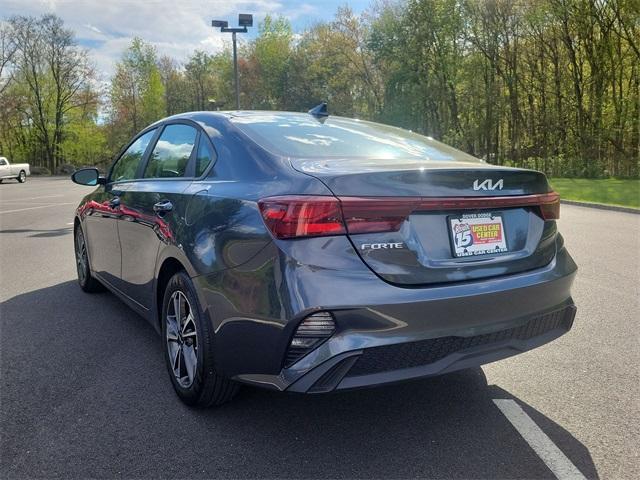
[{"left": 71, "top": 108, "right": 577, "bottom": 407}]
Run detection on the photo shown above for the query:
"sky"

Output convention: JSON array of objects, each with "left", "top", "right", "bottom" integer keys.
[{"left": 1, "top": 0, "right": 372, "bottom": 80}]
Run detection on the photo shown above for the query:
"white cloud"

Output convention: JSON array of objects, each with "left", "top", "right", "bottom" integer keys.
[
  {"left": 0, "top": 0, "right": 323, "bottom": 80},
  {"left": 83, "top": 23, "right": 102, "bottom": 34},
  {"left": 2, "top": 0, "right": 371, "bottom": 81},
  {"left": 282, "top": 2, "right": 319, "bottom": 21}
]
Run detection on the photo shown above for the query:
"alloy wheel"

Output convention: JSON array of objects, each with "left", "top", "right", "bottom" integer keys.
[
  {"left": 166, "top": 291, "right": 198, "bottom": 388},
  {"left": 75, "top": 230, "right": 87, "bottom": 284}
]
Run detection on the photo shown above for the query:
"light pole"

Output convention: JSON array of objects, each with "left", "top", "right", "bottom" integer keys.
[{"left": 212, "top": 14, "right": 253, "bottom": 110}]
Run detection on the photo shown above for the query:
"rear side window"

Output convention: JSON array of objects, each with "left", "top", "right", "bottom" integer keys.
[
  {"left": 111, "top": 129, "right": 156, "bottom": 182},
  {"left": 195, "top": 136, "right": 216, "bottom": 177},
  {"left": 144, "top": 124, "right": 197, "bottom": 178}
]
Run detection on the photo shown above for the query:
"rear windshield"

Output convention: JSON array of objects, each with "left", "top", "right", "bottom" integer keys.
[{"left": 231, "top": 114, "right": 481, "bottom": 162}]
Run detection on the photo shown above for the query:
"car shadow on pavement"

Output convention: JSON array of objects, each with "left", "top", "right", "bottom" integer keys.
[
  {"left": 206, "top": 376, "right": 599, "bottom": 479},
  {"left": 1, "top": 281, "right": 598, "bottom": 479}
]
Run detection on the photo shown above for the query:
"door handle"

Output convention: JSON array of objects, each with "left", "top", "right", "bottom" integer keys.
[
  {"left": 153, "top": 200, "right": 173, "bottom": 215},
  {"left": 109, "top": 197, "right": 120, "bottom": 208}
]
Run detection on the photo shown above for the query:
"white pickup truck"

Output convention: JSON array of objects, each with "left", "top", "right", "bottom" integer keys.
[{"left": 0, "top": 157, "right": 30, "bottom": 183}]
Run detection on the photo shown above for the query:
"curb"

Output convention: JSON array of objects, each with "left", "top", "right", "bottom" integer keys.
[{"left": 561, "top": 199, "right": 639, "bottom": 215}]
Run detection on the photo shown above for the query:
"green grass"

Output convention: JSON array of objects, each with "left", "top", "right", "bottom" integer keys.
[{"left": 549, "top": 178, "right": 640, "bottom": 209}]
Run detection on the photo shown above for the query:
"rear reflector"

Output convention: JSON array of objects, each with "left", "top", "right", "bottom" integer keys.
[
  {"left": 285, "top": 312, "right": 336, "bottom": 367},
  {"left": 259, "top": 192, "right": 560, "bottom": 239}
]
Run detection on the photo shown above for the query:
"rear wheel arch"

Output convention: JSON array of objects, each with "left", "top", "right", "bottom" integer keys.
[{"left": 160, "top": 268, "right": 238, "bottom": 406}]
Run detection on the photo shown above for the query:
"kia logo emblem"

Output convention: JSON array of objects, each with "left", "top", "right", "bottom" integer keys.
[{"left": 473, "top": 179, "right": 504, "bottom": 191}]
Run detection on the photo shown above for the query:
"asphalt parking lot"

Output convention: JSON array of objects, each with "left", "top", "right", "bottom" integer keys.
[{"left": 1, "top": 177, "right": 638, "bottom": 479}]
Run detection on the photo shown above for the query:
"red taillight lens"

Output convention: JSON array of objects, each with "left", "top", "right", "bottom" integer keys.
[
  {"left": 340, "top": 197, "right": 414, "bottom": 234},
  {"left": 339, "top": 192, "right": 561, "bottom": 229},
  {"left": 258, "top": 196, "right": 346, "bottom": 239},
  {"left": 258, "top": 192, "right": 560, "bottom": 240},
  {"left": 538, "top": 192, "right": 560, "bottom": 220}
]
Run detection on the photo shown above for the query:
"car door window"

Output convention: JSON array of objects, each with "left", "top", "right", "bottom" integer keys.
[
  {"left": 0, "top": 159, "right": 7, "bottom": 166},
  {"left": 144, "top": 124, "right": 197, "bottom": 178},
  {"left": 195, "top": 135, "right": 216, "bottom": 177},
  {"left": 111, "top": 129, "right": 156, "bottom": 183}
]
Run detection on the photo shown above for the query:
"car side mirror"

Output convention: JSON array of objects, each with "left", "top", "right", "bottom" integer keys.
[{"left": 71, "top": 168, "right": 105, "bottom": 186}]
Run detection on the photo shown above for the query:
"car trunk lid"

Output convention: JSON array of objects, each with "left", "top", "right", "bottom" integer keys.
[{"left": 292, "top": 158, "right": 559, "bottom": 285}]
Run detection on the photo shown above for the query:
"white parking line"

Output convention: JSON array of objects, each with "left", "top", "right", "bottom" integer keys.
[
  {"left": 0, "top": 203, "right": 75, "bottom": 215},
  {"left": 0, "top": 200, "right": 64, "bottom": 204},
  {"left": 0, "top": 194, "right": 64, "bottom": 201},
  {"left": 493, "top": 399, "right": 586, "bottom": 480}
]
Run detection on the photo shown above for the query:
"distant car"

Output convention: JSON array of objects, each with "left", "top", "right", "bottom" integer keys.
[
  {"left": 0, "top": 157, "right": 30, "bottom": 183},
  {"left": 71, "top": 109, "right": 577, "bottom": 407}
]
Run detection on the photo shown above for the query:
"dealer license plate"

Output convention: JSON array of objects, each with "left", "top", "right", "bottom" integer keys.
[{"left": 449, "top": 213, "right": 508, "bottom": 257}]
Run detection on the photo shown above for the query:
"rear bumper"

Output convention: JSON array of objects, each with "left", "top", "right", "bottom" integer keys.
[
  {"left": 285, "top": 304, "right": 575, "bottom": 392},
  {"left": 215, "top": 239, "right": 577, "bottom": 393}
]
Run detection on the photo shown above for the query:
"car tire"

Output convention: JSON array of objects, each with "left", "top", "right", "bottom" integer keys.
[
  {"left": 17, "top": 171, "right": 26, "bottom": 183},
  {"left": 74, "top": 225, "right": 104, "bottom": 293},
  {"left": 161, "top": 271, "right": 239, "bottom": 407}
]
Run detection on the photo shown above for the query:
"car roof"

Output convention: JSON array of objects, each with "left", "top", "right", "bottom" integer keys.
[
  {"left": 144, "top": 111, "right": 339, "bottom": 141},
  {"left": 155, "top": 110, "right": 326, "bottom": 125},
  {"left": 221, "top": 110, "right": 310, "bottom": 118}
]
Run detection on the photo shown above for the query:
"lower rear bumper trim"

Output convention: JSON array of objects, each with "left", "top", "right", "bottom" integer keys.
[{"left": 284, "top": 304, "right": 576, "bottom": 393}]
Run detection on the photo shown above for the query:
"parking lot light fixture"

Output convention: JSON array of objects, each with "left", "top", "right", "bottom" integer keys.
[{"left": 211, "top": 14, "right": 253, "bottom": 110}]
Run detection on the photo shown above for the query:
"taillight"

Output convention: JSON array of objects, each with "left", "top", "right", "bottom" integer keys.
[
  {"left": 340, "top": 192, "right": 561, "bottom": 222},
  {"left": 257, "top": 195, "right": 413, "bottom": 239},
  {"left": 258, "top": 196, "right": 346, "bottom": 239},
  {"left": 340, "top": 197, "right": 414, "bottom": 234},
  {"left": 258, "top": 192, "right": 560, "bottom": 240},
  {"left": 538, "top": 192, "right": 560, "bottom": 220}
]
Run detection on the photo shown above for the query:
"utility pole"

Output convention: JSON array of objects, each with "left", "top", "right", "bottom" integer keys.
[
  {"left": 232, "top": 31, "right": 239, "bottom": 110},
  {"left": 212, "top": 14, "right": 253, "bottom": 110}
]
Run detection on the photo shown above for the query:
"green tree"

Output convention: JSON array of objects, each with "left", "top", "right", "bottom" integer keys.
[
  {"left": 284, "top": 11, "right": 378, "bottom": 117},
  {"left": 158, "top": 55, "right": 190, "bottom": 115},
  {"left": 61, "top": 92, "right": 107, "bottom": 168},
  {"left": 0, "top": 21, "right": 17, "bottom": 95},
  {"left": 208, "top": 50, "right": 234, "bottom": 110},
  {"left": 2, "top": 2, "right": 638, "bottom": 178},
  {"left": 109, "top": 37, "right": 165, "bottom": 145},
  {"left": 242, "top": 15, "right": 293, "bottom": 109},
  {"left": 184, "top": 50, "right": 215, "bottom": 110},
  {"left": 6, "top": 14, "right": 96, "bottom": 171}
]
